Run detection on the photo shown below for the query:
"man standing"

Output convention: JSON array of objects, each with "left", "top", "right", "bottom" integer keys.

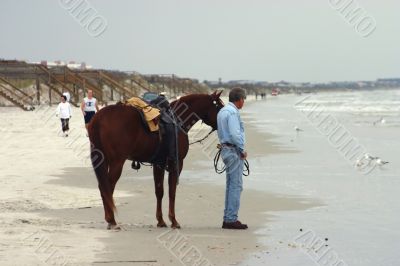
[
  {"left": 217, "top": 87, "right": 248, "bottom": 230},
  {"left": 81, "top": 90, "right": 99, "bottom": 134}
]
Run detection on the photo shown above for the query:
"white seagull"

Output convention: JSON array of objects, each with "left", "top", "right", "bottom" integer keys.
[
  {"left": 364, "top": 153, "right": 377, "bottom": 160},
  {"left": 376, "top": 158, "right": 389, "bottom": 166},
  {"left": 294, "top": 126, "right": 304, "bottom": 132},
  {"left": 373, "top": 117, "right": 386, "bottom": 126},
  {"left": 355, "top": 158, "right": 364, "bottom": 168}
]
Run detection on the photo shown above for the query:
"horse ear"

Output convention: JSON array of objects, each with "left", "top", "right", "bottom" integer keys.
[{"left": 211, "top": 90, "right": 222, "bottom": 99}]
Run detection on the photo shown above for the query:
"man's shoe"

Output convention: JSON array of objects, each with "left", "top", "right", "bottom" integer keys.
[
  {"left": 222, "top": 220, "right": 248, "bottom": 228},
  {"left": 222, "top": 220, "right": 248, "bottom": 230},
  {"left": 237, "top": 221, "right": 248, "bottom": 229}
]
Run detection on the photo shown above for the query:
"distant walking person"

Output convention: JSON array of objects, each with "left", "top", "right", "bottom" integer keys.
[
  {"left": 81, "top": 90, "right": 99, "bottom": 134},
  {"left": 56, "top": 95, "right": 72, "bottom": 137},
  {"left": 217, "top": 87, "right": 248, "bottom": 230}
]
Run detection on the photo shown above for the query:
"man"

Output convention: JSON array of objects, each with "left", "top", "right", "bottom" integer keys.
[
  {"left": 217, "top": 87, "right": 248, "bottom": 230},
  {"left": 56, "top": 95, "right": 72, "bottom": 137},
  {"left": 81, "top": 90, "right": 99, "bottom": 134}
]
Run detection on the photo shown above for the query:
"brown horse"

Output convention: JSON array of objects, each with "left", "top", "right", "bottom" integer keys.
[{"left": 88, "top": 91, "right": 224, "bottom": 229}]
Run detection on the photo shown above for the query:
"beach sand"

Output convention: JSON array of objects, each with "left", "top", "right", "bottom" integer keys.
[{"left": 0, "top": 103, "right": 318, "bottom": 266}]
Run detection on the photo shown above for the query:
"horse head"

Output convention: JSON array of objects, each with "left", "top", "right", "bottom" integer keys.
[
  {"left": 171, "top": 91, "right": 224, "bottom": 132},
  {"left": 201, "top": 91, "right": 224, "bottom": 130}
]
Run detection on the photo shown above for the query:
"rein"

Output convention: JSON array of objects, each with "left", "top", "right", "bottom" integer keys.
[
  {"left": 139, "top": 94, "right": 251, "bottom": 176},
  {"left": 189, "top": 128, "right": 215, "bottom": 145},
  {"left": 190, "top": 130, "right": 251, "bottom": 176},
  {"left": 213, "top": 144, "right": 250, "bottom": 176}
]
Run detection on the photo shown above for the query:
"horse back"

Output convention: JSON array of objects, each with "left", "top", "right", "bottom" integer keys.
[{"left": 89, "top": 104, "right": 159, "bottom": 162}]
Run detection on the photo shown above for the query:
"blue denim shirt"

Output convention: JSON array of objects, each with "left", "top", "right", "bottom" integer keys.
[{"left": 217, "top": 102, "right": 245, "bottom": 153}]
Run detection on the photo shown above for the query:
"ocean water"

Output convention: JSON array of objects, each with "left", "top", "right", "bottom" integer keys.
[{"left": 241, "top": 89, "right": 400, "bottom": 266}]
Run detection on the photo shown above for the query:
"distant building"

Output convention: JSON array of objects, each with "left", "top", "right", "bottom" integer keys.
[
  {"left": 377, "top": 78, "right": 400, "bottom": 87},
  {"left": 36, "top": 60, "right": 92, "bottom": 69}
]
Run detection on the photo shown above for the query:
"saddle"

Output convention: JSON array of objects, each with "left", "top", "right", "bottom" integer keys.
[
  {"left": 123, "top": 96, "right": 179, "bottom": 173},
  {"left": 123, "top": 97, "right": 160, "bottom": 132}
]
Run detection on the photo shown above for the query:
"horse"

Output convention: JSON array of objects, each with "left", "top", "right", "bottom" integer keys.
[{"left": 88, "top": 91, "right": 224, "bottom": 229}]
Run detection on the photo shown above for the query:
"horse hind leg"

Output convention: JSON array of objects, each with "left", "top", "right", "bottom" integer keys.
[
  {"left": 168, "top": 160, "right": 183, "bottom": 229},
  {"left": 96, "top": 171, "right": 117, "bottom": 229},
  {"left": 154, "top": 165, "right": 167, "bottom": 227},
  {"left": 92, "top": 149, "right": 118, "bottom": 230},
  {"left": 100, "top": 192, "right": 118, "bottom": 230},
  {"left": 105, "top": 159, "right": 125, "bottom": 230}
]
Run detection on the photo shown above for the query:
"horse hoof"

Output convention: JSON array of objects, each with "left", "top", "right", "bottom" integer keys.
[
  {"left": 171, "top": 223, "right": 181, "bottom": 229},
  {"left": 157, "top": 222, "right": 167, "bottom": 228},
  {"left": 107, "top": 223, "right": 121, "bottom": 230}
]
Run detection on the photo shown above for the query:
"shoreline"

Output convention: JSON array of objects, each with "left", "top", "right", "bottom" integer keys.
[
  {"left": 0, "top": 101, "right": 321, "bottom": 266},
  {"left": 43, "top": 165, "right": 318, "bottom": 266},
  {"left": 42, "top": 102, "right": 319, "bottom": 265},
  {"left": 1, "top": 88, "right": 398, "bottom": 265}
]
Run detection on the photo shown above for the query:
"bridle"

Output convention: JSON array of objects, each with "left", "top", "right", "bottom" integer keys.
[{"left": 189, "top": 97, "right": 224, "bottom": 145}]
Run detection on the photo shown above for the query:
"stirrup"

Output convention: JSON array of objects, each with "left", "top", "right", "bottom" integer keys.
[{"left": 131, "top": 161, "right": 141, "bottom": 170}]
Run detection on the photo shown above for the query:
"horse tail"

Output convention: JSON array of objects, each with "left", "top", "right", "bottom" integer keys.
[{"left": 89, "top": 119, "right": 116, "bottom": 213}]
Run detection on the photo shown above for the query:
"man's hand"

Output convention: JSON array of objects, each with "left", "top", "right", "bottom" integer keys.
[
  {"left": 82, "top": 111, "right": 86, "bottom": 116},
  {"left": 240, "top": 151, "right": 247, "bottom": 160}
]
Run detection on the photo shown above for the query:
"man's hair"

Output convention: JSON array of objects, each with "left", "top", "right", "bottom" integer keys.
[{"left": 229, "top": 87, "right": 246, "bottom": 102}]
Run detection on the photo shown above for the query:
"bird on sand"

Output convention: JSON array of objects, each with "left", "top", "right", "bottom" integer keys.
[
  {"left": 294, "top": 126, "right": 303, "bottom": 132},
  {"left": 375, "top": 158, "right": 389, "bottom": 166}
]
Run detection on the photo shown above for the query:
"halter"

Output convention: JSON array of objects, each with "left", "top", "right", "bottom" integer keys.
[{"left": 188, "top": 96, "right": 224, "bottom": 145}]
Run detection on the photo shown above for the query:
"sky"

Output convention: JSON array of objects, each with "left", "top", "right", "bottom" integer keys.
[{"left": 0, "top": 0, "right": 399, "bottom": 83}]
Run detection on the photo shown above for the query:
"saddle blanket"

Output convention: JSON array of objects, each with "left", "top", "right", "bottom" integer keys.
[{"left": 124, "top": 97, "right": 160, "bottom": 132}]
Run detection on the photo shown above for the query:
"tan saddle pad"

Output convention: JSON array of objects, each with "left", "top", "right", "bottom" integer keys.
[{"left": 124, "top": 97, "right": 160, "bottom": 132}]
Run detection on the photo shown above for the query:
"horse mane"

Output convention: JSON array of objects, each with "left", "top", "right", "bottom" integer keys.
[{"left": 170, "top": 93, "right": 210, "bottom": 107}]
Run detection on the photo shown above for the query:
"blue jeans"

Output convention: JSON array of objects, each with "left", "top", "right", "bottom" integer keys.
[{"left": 221, "top": 147, "right": 244, "bottom": 223}]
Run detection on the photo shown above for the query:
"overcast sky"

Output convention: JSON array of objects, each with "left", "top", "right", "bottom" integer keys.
[{"left": 1, "top": 0, "right": 399, "bottom": 82}]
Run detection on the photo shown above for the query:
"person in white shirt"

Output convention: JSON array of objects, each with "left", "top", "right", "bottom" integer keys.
[
  {"left": 56, "top": 95, "right": 72, "bottom": 137},
  {"left": 81, "top": 90, "right": 99, "bottom": 133}
]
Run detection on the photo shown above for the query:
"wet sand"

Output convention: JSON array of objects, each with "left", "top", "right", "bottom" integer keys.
[{"left": 0, "top": 103, "right": 319, "bottom": 266}]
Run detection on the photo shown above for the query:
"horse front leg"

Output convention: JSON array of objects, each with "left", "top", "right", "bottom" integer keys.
[
  {"left": 153, "top": 165, "right": 167, "bottom": 227},
  {"left": 168, "top": 160, "right": 183, "bottom": 229}
]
